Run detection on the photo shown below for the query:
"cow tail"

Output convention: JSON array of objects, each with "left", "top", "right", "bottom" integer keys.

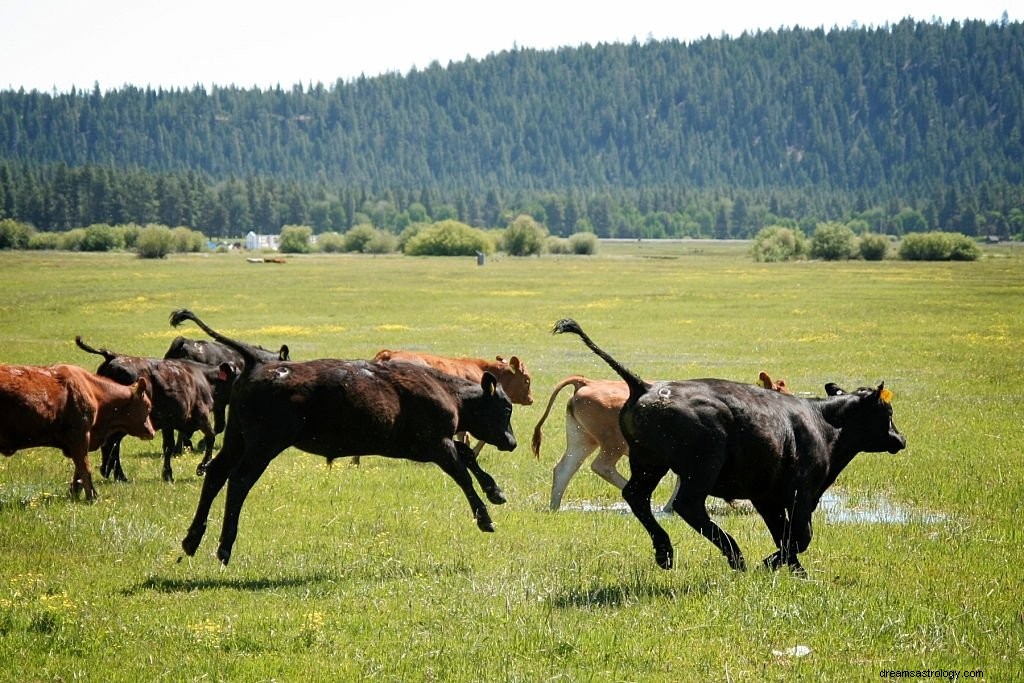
[
  {"left": 74, "top": 336, "right": 118, "bottom": 362},
  {"left": 530, "top": 376, "right": 588, "bottom": 458},
  {"left": 168, "top": 309, "right": 263, "bottom": 373},
  {"left": 551, "top": 319, "right": 649, "bottom": 400}
]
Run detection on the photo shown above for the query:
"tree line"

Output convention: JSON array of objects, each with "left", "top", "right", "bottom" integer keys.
[{"left": 1, "top": 17, "right": 1022, "bottom": 239}]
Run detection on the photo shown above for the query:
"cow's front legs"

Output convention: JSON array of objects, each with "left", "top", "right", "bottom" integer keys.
[
  {"left": 161, "top": 427, "right": 176, "bottom": 482},
  {"left": 622, "top": 463, "right": 673, "bottom": 569},
  {"left": 455, "top": 441, "right": 505, "bottom": 504},
  {"left": 434, "top": 441, "right": 494, "bottom": 532},
  {"left": 216, "top": 453, "right": 275, "bottom": 565},
  {"left": 755, "top": 498, "right": 809, "bottom": 576},
  {"left": 195, "top": 420, "right": 216, "bottom": 477},
  {"left": 100, "top": 433, "right": 128, "bottom": 482},
  {"left": 67, "top": 448, "right": 97, "bottom": 501},
  {"left": 673, "top": 495, "right": 746, "bottom": 571},
  {"left": 181, "top": 440, "right": 238, "bottom": 556}
]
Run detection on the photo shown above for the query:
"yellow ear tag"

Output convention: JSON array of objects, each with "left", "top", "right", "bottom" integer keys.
[{"left": 879, "top": 388, "right": 893, "bottom": 404}]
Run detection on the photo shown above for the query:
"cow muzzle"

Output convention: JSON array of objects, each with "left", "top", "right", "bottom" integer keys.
[{"left": 887, "top": 431, "right": 906, "bottom": 454}]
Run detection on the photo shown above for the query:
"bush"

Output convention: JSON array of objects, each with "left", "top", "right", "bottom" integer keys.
[
  {"left": 317, "top": 232, "right": 345, "bottom": 253},
  {"left": 171, "top": 226, "right": 205, "bottom": 253},
  {"left": 135, "top": 224, "right": 175, "bottom": 258},
  {"left": 27, "top": 232, "right": 61, "bottom": 250},
  {"left": 342, "top": 224, "right": 379, "bottom": 253},
  {"left": 81, "top": 224, "right": 123, "bottom": 252},
  {"left": 899, "top": 232, "right": 981, "bottom": 261},
  {"left": 363, "top": 231, "right": 398, "bottom": 254},
  {"left": 403, "top": 220, "right": 494, "bottom": 256},
  {"left": 0, "top": 218, "right": 34, "bottom": 249},
  {"left": 750, "top": 226, "right": 807, "bottom": 262},
  {"left": 546, "top": 236, "right": 571, "bottom": 254},
  {"left": 811, "top": 222, "right": 857, "bottom": 260},
  {"left": 502, "top": 215, "right": 547, "bottom": 256},
  {"left": 568, "top": 231, "right": 599, "bottom": 255},
  {"left": 279, "top": 225, "right": 313, "bottom": 254},
  {"left": 60, "top": 228, "right": 87, "bottom": 251},
  {"left": 858, "top": 233, "right": 890, "bottom": 261}
]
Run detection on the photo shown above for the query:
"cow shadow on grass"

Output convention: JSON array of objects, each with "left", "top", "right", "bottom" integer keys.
[
  {"left": 124, "top": 572, "right": 336, "bottom": 596},
  {"left": 548, "top": 578, "right": 710, "bottom": 609}
]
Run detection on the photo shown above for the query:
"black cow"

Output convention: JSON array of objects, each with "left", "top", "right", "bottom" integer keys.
[
  {"left": 164, "top": 335, "right": 289, "bottom": 367},
  {"left": 75, "top": 337, "right": 223, "bottom": 482},
  {"left": 168, "top": 309, "right": 518, "bottom": 566},
  {"left": 552, "top": 319, "right": 906, "bottom": 575}
]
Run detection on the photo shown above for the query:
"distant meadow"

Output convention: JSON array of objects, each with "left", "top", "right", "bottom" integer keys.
[{"left": 0, "top": 242, "right": 1020, "bottom": 680}]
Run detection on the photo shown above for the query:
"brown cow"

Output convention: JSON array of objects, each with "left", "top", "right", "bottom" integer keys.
[
  {"left": 372, "top": 349, "right": 533, "bottom": 456},
  {"left": 0, "top": 363, "right": 155, "bottom": 500},
  {"left": 533, "top": 371, "right": 791, "bottom": 511}
]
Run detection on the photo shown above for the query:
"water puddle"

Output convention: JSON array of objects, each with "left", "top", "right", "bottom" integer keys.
[{"left": 561, "top": 490, "right": 946, "bottom": 525}]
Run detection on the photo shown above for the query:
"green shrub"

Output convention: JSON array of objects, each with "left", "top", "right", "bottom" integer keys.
[
  {"left": 403, "top": 220, "right": 494, "bottom": 256},
  {"left": 750, "top": 225, "right": 807, "bottom": 262},
  {"left": 568, "top": 231, "right": 599, "bottom": 255},
  {"left": 171, "top": 226, "right": 206, "bottom": 253},
  {"left": 502, "top": 215, "right": 547, "bottom": 256},
  {"left": 81, "top": 224, "right": 123, "bottom": 252},
  {"left": 279, "top": 225, "right": 313, "bottom": 254},
  {"left": 317, "top": 232, "right": 345, "bottom": 253},
  {"left": 858, "top": 233, "right": 890, "bottom": 261},
  {"left": 0, "top": 218, "right": 34, "bottom": 249},
  {"left": 364, "top": 231, "right": 398, "bottom": 254},
  {"left": 342, "top": 224, "right": 379, "bottom": 253},
  {"left": 59, "top": 228, "right": 87, "bottom": 251},
  {"left": 27, "top": 232, "right": 60, "bottom": 250},
  {"left": 899, "top": 232, "right": 980, "bottom": 261},
  {"left": 811, "top": 222, "right": 857, "bottom": 260},
  {"left": 135, "top": 224, "right": 175, "bottom": 258},
  {"left": 546, "top": 236, "right": 571, "bottom": 254}
]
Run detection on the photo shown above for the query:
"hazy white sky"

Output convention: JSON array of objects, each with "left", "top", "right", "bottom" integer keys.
[{"left": 1, "top": 0, "right": 1016, "bottom": 93}]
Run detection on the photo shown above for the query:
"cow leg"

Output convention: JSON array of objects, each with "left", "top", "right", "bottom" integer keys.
[
  {"left": 590, "top": 448, "right": 628, "bottom": 489},
  {"left": 455, "top": 441, "right": 505, "bottom": 505},
  {"left": 549, "top": 429, "right": 598, "bottom": 510},
  {"left": 182, "top": 435, "right": 243, "bottom": 557},
  {"left": 753, "top": 497, "right": 809, "bottom": 576},
  {"left": 621, "top": 462, "right": 673, "bottom": 569},
  {"left": 100, "top": 433, "right": 128, "bottom": 482},
  {"left": 195, "top": 422, "right": 216, "bottom": 477},
  {"left": 216, "top": 452, "right": 277, "bottom": 565},
  {"left": 432, "top": 441, "right": 494, "bottom": 532},
  {"left": 161, "top": 427, "right": 176, "bottom": 482},
  {"left": 671, "top": 495, "right": 746, "bottom": 571},
  {"left": 66, "top": 446, "right": 97, "bottom": 501}
]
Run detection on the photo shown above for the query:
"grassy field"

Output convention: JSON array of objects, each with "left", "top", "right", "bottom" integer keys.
[{"left": 0, "top": 242, "right": 1021, "bottom": 681}]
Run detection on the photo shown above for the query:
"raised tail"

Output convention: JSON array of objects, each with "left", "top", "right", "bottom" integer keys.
[
  {"left": 74, "top": 335, "right": 119, "bottom": 362},
  {"left": 169, "top": 309, "right": 265, "bottom": 372},
  {"left": 530, "top": 375, "right": 590, "bottom": 458},
  {"left": 551, "top": 319, "right": 649, "bottom": 400}
]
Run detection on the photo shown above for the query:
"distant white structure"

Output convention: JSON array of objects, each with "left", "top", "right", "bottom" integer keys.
[{"left": 245, "top": 231, "right": 280, "bottom": 250}]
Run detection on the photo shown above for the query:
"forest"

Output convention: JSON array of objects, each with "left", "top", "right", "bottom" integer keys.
[{"left": 1, "top": 17, "right": 1022, "bottom": 240}]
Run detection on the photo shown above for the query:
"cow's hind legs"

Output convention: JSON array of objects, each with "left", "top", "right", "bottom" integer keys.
[
  {"left": 673, "top": 496, "right": 746, "bottom": 571},
  {"left": 455, "top": 441, "right": 505, "bottom": 505},
  {"left": 622, "top": 464, "right": 673, "bottom": 569},
  {"left": 434, "top": 442, "right": 495, "bottom": 532}
]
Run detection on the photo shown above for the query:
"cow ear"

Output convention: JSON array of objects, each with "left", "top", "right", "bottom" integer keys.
[
  {"left": 825, "top": 383, "right": 845, "bottom": 397},
  {"left": 134, "top": 376, "right": 149, "bottom": 396},
  {"left": 876, "top": 382, "right": 893, "bottom": 404},
  {"left": 481, "top": 371, "right": 498, "bottom": 396},
  {"left": 758, "top": 371, "right": 772, "bottom": 389},
  {"left": 510, "top": 356, "right": 521, "bottom": 372}
]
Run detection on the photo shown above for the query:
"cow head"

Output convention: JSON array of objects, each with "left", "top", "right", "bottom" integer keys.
[
  {"left": 496, "top": 355, "right": 534, "bottom": 406},
  {"left": 463, "top": 372, "right": 517, "bottom": 452},
  {"left": 828, "top": 382, "right": 906, "bottom": 454},
  {"left": 125, "top": 377, "right": 157, "bottom": 440}
]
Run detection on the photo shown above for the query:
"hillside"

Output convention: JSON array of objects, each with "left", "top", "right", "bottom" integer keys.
[{"left": 1, "top": 18, "right": 1022, "bottom": 238}]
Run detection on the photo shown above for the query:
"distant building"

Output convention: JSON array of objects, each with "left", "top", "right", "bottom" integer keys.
[{"left": 245, "top": 231, "right": 280, "bottom": 250}]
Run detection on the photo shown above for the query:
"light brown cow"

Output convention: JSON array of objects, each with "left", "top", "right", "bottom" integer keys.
[
  {"left": 532, "top": 371, "right": 790, "bottom": 511},
  {"left": 0, "top": 363, "right": 156, "bottom": 500},
  {"left": 372, "top": 350, "right": 533, "bottom": 456}
]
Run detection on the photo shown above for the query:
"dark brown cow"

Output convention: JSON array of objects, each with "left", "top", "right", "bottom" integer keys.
[
  {"left": 554, "top": 319, "right": 906, "bottom": 574},
  {"left": 75, "top": 336, "right": 219, "bottom": 483},
  {"left": 372, "top": 349, "right": 533, "bottom": 457},
  {"left": 169, "top": 309, "right": 518, "bottom": 566},
  {"left": 0, "top": 363, "right": 155, "bottom": 499},
  {"left": 164, "top": 335, "right": 289, "bottom": 367},
  {"left": 532, "top": 371, "right": 792, "bottom": 511}
]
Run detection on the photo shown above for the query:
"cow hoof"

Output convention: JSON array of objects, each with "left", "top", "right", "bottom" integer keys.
[
  {"left": 484, "top": 487, "right": 507, "bottom": 505},
  {"left": 216, "top": 547, "right": 232, "bottom": 566},
  {"left": 763, "top": 551, "right": 784, "bottom": 571},
  {"left": 475, "top": 515, "right": 496, "bottom": 533},
  {"left": 196, "top": 463, "right": 209, "bottom": 477},
  {"left": 181, "top": 526, "right": 205, "bottom": 556},
  {"left": 655, "top": 547, "right": 673, "bottom": 570},
  {"left": 162, "top": 473, "right": 174, "bottom": 483}
]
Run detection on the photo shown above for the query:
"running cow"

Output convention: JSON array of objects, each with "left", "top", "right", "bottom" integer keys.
[
  {"left": 552, "top": 319, "right": 906, "bottom": 574},
  {"left": 0, "top": 363, "right": 155, "bottom": 499},
  {"left": 169, "top": 309, "right": 518, "bottom": 566}
]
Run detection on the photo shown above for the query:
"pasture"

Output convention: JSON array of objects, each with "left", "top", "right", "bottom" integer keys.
[{"left": 0, "top": 243, "right": 1021, "bottom": 681}]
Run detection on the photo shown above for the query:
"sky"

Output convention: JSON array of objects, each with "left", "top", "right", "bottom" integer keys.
[{"left": 0, "top": 0, "right": 1017, "bottom": 93}]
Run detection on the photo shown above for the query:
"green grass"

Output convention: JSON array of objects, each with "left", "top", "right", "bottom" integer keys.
[{"left": 0, "top": 244, "right": 1021, "bottom": 681}]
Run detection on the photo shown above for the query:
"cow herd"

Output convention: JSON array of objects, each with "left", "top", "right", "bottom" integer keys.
[{"left": 0, "top": 310, "right": 906, "bottom": 575}]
